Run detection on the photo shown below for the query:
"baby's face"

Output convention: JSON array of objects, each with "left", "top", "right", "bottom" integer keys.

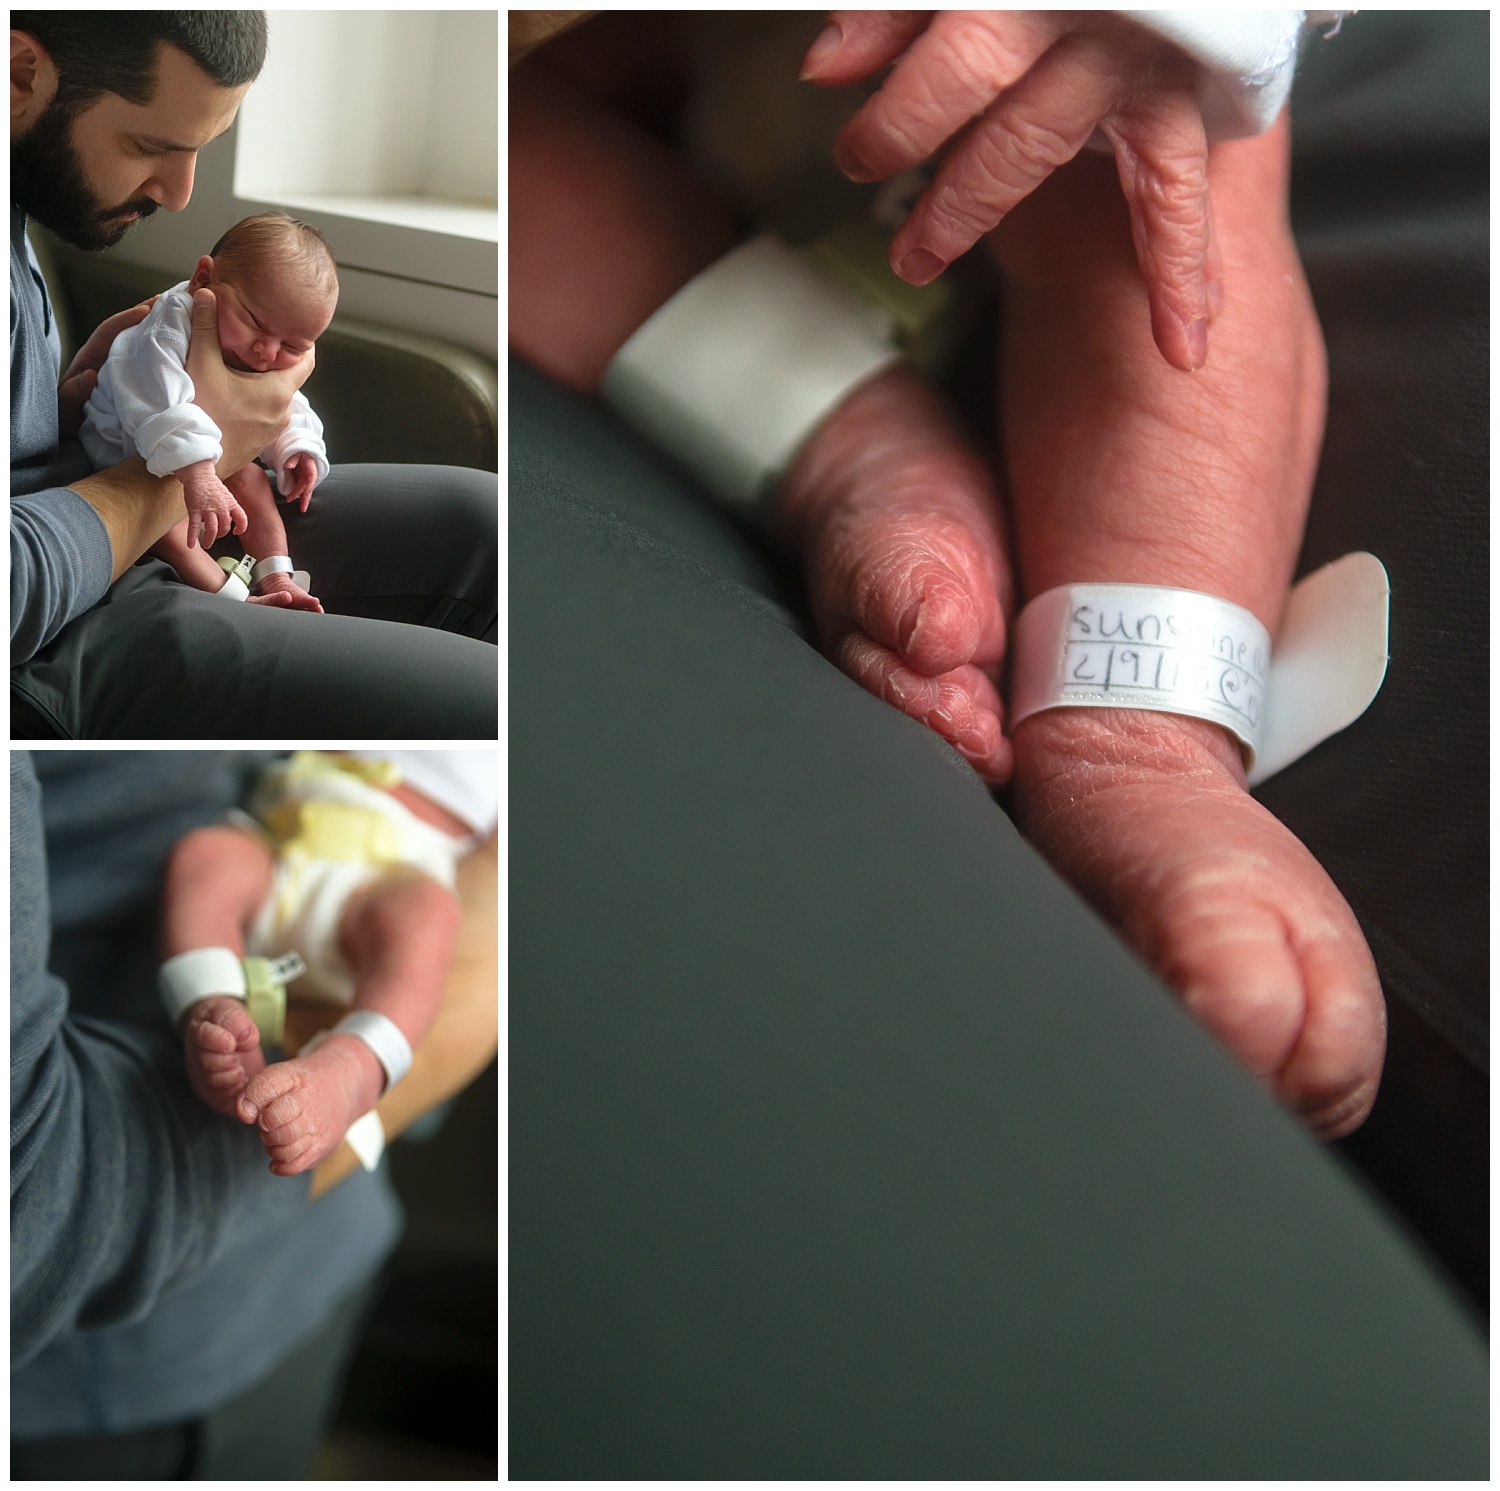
[{"left": 192, "top": 255, "right": 335, "bottom": 372}]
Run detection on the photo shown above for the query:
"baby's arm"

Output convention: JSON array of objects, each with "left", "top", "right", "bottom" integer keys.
[
  {"left": 105, "top": 307, "right": 249, "bottom": 546},
  {"left": 162, "top": 826, "right": 278, "bottom": 1114},
  {"left": 263, "top": 394, "right": 329, "bottom": 512}
]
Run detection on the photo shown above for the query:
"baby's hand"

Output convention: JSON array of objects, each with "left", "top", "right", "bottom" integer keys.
[
  {"left": 803, "top": 11, "right": 1218, "bottom": 371},
  {"left": 177, "top": 458, "right": 249, "bottom": 548},
  {"left": 281, "top": 453, "right": 318, "bottom": 513}
]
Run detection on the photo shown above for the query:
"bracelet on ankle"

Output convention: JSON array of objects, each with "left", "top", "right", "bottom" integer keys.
[
  {"left": 158, "top": 947, "right": 306, "bottom": 1046},
  {"left": 1009, "top": 554, "right": 1389, "bottom": 787}
]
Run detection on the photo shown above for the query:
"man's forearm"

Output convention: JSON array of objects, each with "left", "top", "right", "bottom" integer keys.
[{"left": 69, "top": 456, "right": 186, "bottom": 582}]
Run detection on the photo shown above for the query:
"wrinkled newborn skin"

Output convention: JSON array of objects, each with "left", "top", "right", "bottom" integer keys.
[
  {"left": 508, "top": 40, "right": 1385, "bottom": 1138},
  {"left": 781, "top": 120, "right": 1385, "bottom": 1138}
]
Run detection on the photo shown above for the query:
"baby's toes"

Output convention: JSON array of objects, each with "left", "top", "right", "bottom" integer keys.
[
  {"left": 837, "top": 635, "right": 1012, "bottom": 782},
  {"left": 1157, "top": 893, "right": 1308, "bottom": 1081},
  {"left": 1275, "top": 937, "right": 1386, "bottom": 1140},
  {"left": 237, "top": 1062, "right": 300, "bottom": 1125},
  {"left": 840, "top": 519, "right": 1005, "bottom": 677}
]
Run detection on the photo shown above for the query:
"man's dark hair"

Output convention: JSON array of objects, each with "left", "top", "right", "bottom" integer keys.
[{"left": 11, "top": 12, "right": 267, "bottom": 116}]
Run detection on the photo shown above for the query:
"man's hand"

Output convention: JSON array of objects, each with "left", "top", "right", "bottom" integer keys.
[
  {"left": 57, "top": 298, "right": 157, "bottom": 439},
  {"left": 280, "top": 453, "right": 318, "bottom": 513},
  {"left": 176, "top": 458, "right": 248, "bottom": 548},
  {"left": 186, "top": 288, "right": 315, "bottom": 475},
  {"left": 803, "top": 11, "right": 1218, "bottom": 372}
]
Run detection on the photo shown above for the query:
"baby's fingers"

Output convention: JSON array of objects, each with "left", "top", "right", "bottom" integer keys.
[
  {"left": 1101, "top": 88, "right": 1213, "bottom": 371},
  {"left": 833, "top": 11, "right": 1064, "bottom": 183},
  {"left": 801, "top": 11, "right": 930, "bottom": 86}
]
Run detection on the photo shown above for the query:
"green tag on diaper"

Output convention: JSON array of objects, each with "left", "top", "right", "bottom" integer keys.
[{"left": 242, "top": 951, "right": 306, "bottom": 1047}]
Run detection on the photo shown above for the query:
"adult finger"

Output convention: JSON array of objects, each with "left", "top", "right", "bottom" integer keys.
[
  {"left": 887, "top": 31, "right": 1123, "bottom": 283},
  {"left": 62, "top": 300, "right": 153, "bottom": 382},
  {"left": 800, "top": 11, "right": 930, "bottom": 85},
  {"left": 56, "top": 368, "right": 98, "bottom": 440},
  {"left": 186, "top": 288, "right": 224, "bottom": 381},
  {"left": 834, "top": 10, "right": 1065, "bottom": 182},
  {"left": 1101, "top": 87, "right": 1213, "bottom": 371}
]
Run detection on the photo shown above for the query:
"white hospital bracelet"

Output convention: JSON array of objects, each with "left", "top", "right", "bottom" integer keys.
[
  {"left": 215, "top": 555, "right": 252, "bottom": 602},
  {"left": 159, "top": 947, "right": 247, "bottom": 1024},
  {"left": 331, "top": 1010, "right": 412, "bottom": 1091},
  {"left": 1011, "top": 582, "right": 1271, "bottom": 763},
  {"left": 251, "top": 555, "right": 295, "bottom": 584},
  {"left": 601, "top": 233, "right": 900, "bottom": 509}
]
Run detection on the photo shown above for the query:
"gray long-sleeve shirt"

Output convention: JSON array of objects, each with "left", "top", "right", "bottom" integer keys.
[
  {"left": 11, "top": 752, "right": 400, "bottom": 1436},
  {"left": 11, "top": 207, "right": 115, "bottom": 664}
]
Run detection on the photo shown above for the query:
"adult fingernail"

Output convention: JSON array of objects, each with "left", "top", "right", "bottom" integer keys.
[
  {"left": 834, "top": 138, "right": 873, "bottom": 180},
  {"left": 241, "top": 1100, "right": 258, "bottom": 1121},
  {"left": 897, "top": 247, "right": 945, "bottom": 285},
  {"left": 800, "top": 20, "right": 843, "bottom": 80},
  {"left": 1186, "top": 316, "right": 1208, "bottom": 369}
]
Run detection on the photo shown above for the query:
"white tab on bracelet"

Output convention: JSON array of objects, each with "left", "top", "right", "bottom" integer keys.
[
  {"left": 332, "top": 1010, "right": 412, "bottom": 1091},
  {"left": 1009, "top": 554, "right": 1390, "bottom": 785},
  {"left": 159, "top": 947, "right": 247, "bottom": 1024},
  {"left": 251, "top": 555, "right": 295, "bottom": 583},
  {"left": 344, "top": 1110, "right": 386, "bottom": 1171},
  {"left": 602, "top": 234, "right": 900, "bottom": 508}
]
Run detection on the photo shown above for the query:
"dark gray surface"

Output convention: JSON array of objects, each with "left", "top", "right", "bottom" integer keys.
[
  {"left": 11, "top": 463, "right": 498, "bottom": 738},
  {"left": 508, "top": 361, "right": 1486, "bottom": 1478}
]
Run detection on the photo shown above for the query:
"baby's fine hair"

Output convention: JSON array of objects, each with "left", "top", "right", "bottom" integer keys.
[{"left": 209, "top": 212, "right": 338, "bottom": 298}]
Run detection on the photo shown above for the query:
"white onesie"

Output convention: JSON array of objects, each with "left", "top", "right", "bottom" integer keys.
[
  {"left": 242, "top": 751, "right": 497, "bottom": 1005},
  {"left": 78, "top": 281, "right": 329, "bottom": 497}
]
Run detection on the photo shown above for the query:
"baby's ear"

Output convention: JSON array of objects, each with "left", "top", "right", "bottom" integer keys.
[{"left": 188, "top": 255, "right": 215, "bottom": 290}]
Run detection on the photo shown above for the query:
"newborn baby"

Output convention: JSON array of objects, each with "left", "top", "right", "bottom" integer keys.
[
  {"left": 80, "top": 212, "right": 337, "bottom": 612},
  {"left": 159, "top": 750, "right": 498, "bottom": 1176}
]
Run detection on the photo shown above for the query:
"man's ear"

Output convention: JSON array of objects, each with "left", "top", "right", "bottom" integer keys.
[
  {"left": 11, "top": 31, "right": 59, "bottom": 132},
  {"left": 189, "top": 255, "right": 216, "bottom": 291}
]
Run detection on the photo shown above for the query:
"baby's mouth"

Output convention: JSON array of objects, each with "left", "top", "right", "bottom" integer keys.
[{"left": 222, "top": 348, "right": 262, "bottom": 372}]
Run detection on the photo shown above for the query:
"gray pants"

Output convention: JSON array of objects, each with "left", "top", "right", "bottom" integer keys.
[
  {"left": 508, "top": 359, "right": 1486, "bottom": 1478},
  {"left": 11, "top": 464, "right": 497, "bottom": 738},
  {"left": 9, "top": 1280, "right": 377, "bottom": 1479}
]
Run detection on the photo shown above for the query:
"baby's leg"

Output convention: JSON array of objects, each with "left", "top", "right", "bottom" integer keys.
[
  {"left": 238, "top": 869, "right": 461, "bottom": 1175},
  {"left": 162, "top": 826, "right": 276, "bottom": 1113},
  {"left": 152, "top": 517, "right": 233, "bottom": 594},
  {"left": 990, "top": 119, "right": 1384, "bottom": 1137},
  {"left": 228, "top": 464, "right": 323, "bottom": 612},
  {"left": 513, "top": 56, "right": 1015, "bottom": 780}
]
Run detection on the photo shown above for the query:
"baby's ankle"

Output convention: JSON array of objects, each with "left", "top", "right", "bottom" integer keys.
[{"left": 1012, "top": 708, "right": 1246, "bottom": 813}]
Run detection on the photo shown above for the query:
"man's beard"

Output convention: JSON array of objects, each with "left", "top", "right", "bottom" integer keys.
[{"left": 13, "top": 96, "right": 159, "bottom": 251}]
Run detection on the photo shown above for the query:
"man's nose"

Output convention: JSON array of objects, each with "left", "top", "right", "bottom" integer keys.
[{"left": 145, "top": 154, "right": 197, "bottom": 213}]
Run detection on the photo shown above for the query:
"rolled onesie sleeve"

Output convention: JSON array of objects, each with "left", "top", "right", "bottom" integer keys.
[{"left": 9, "top": 753, "right": 311, "bottom": 1370}]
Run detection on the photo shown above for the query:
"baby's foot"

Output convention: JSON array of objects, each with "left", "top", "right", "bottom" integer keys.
[
  {"left": 250, "top": 573, "right": 323, "bottom": 612},
  {"left": 183, "top": 995, "right": 266, "bottom": 1115},
  {"left": 778, "top": 366, "right": 1014, "bottom": 782},
  {"left": 1013, "top": 709, "right": 1386, "bottom": 1138},
  {"left": 235, "top": 1032, "right": 385, "bottom": 1176}
]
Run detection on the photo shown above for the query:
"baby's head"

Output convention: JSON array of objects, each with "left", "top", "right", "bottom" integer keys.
[{"left": 189, "top": 213, "right": 338, "bottom": 372}]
